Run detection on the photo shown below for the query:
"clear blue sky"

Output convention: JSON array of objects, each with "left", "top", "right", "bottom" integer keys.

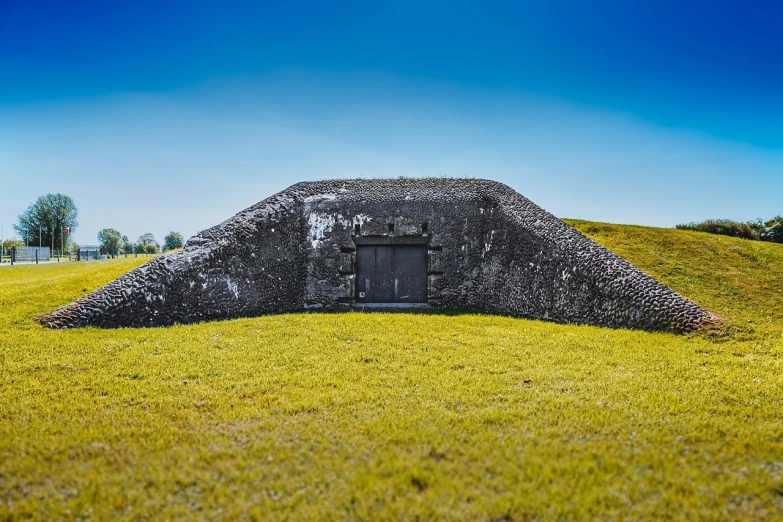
[{"left": 2, "top": 0, "right": 782, "bottom": 245}]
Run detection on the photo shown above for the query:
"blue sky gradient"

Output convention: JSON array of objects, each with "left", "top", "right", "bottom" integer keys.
[{"left": 1, "top": 1, "right": 782, "bottom": 244}]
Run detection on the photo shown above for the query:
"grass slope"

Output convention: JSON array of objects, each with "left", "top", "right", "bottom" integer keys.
[{"left": 1, "top": 226, "right": 782, "bottom": 520}]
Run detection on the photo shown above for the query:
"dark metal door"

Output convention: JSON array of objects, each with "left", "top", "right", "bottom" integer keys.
[
  {"left": 356, "top": 245, "right": 427, "bottom": 303},
  {"left": 356, "top": 245, "right": 394, "bottom": 302},
  {"left": 394, "top": 246, "right": 428, "bottom": 303}
]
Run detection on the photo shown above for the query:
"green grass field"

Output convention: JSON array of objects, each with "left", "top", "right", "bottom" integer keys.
[{"left": 1, "top": 222, "right": 782, "bottom": 520}]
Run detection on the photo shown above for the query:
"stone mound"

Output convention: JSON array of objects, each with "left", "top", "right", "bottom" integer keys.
[{"left": 41, "top": 179, "right": 715, "bottom": 331}]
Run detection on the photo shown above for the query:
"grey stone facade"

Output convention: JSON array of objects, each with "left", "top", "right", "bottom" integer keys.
[{"left": 41, "top": 179, "right": 715, "bottom": 331}]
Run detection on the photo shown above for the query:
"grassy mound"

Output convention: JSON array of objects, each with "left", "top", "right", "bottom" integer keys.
[
  {"left": 1, "top": 224, "right": 782, "bottom": 520},
  {"left": 565, "top": 219, "right": 783, "bottom": 333}
]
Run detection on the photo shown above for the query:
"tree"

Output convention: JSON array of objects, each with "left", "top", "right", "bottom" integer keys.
[
  {"left": 136, "top": 233, "right": 159, "bottom": 255},
  {"left": 122, "top": 235, "right": 134, "bottom": 255},
  {"left": 163, "top": 231, "right": 184, "bottom": 251},
  {"left": 97, "top": 228, "right": 123, "bottom": 258},
  {"left": 2, "top": 239, "right": 23, "bottom": 255},
  {"left": 763, "top": 216, "right": 783, "bottom": 243},
  {"left": 14, "top": 194, "right": 78, "bottom": 251}
]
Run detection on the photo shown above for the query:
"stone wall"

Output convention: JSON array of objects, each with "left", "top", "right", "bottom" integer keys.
[{"left": 40, "top": 179, "right": 715, "bottom": 331}]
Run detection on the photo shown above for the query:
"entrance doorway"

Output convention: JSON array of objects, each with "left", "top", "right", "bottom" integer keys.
[{"left": 355, "top": 245, "right": 427, "bottom": 303}]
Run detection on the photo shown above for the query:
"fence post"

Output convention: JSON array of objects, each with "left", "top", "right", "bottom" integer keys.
[{"left": 36, "top": 248, "right": 38, "bottom": 264}]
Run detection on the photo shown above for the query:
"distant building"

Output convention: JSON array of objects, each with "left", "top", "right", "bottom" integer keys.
[{"left": 78, "top": 245, "right": 101, "bottom": 261}]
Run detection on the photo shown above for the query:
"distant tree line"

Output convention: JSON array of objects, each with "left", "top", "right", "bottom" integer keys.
[
  {"left": 5, "top": 193, "right": 185, "bottom": 260},
  {"left": 676, "top": 217, "right": 783, "bottom": 243},
  {"left": 99, "top": 230, "right": 184, "bottom": 257}
]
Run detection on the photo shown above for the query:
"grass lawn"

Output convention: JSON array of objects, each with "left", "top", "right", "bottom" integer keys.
[{"left": 1, "top": 224, "right": 782, "bottom": 520}]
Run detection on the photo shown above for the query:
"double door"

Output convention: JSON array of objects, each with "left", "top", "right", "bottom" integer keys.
[{"left": 355, "top": 245, "right": 427, "bottom": 303}]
